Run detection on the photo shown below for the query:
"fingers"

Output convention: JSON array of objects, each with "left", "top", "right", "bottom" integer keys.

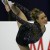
[{"left": 5, "top": 5, "right": 10, "bottom": 12}]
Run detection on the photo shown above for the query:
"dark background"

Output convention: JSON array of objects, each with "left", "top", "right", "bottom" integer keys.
[{"left": 0, "top": 0, "right": 50, "bottom": 21}]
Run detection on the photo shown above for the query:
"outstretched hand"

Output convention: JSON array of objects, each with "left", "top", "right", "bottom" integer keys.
[
  {"left": 1, "top": 0, "right": 10, "bottom": 12},
  {"left": 5, "top": 4, "right": 10, "bottom": 12}
]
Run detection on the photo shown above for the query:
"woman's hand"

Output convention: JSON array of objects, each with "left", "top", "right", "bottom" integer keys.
[
  {"left": 1, "top": 0, "right": 10, "bottom": 12},
  {"left": 4, "top": 5, "right": 10, "bottom": 12}
]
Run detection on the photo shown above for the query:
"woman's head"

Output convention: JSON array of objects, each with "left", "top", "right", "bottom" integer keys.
[{"left": 31, "top": 8, "right": 48, "bottom": 25}]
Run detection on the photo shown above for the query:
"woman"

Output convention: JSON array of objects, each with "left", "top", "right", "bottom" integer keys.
[
  {"left": 16, "top": 8, "right": 48, "bottom": 50},
  {"left": 10, "top": 2, "right": 48, "bottom": 49},
  {"left": 2, "top": 0, "right": 48, "bottom": 50},
  {"left": 1, "top": 0, "right": 33, "bottom": 26}
]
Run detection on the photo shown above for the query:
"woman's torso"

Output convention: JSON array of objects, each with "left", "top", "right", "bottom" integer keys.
[{"left": 16, "top": 22, "right": 46, "bottom": 46}]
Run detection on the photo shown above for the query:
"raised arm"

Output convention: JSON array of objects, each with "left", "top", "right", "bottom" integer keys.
[
  {"left": 1, "top": 0, "right": 29, "bottom": 24},
  {"left": 14, "top": 3, "right": 33, "bottom": 20},
  {"left": 9, "top": 2, "right": 29, "bottom": 24}
]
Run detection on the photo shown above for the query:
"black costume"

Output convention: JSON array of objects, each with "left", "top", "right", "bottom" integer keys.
[
  {"left": 16, "top": 21, "right": 45, "bottom": 46},
  {"left": 12, "top": 3, "right": 46, "bottom": 46}
]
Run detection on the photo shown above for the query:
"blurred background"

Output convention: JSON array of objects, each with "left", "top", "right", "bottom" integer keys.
[
  {"left": 0, "top": 0, "right": 50, "bottom": 21},
  {"left": 0, "top": 22, "right": 50, "bottom": 50}
]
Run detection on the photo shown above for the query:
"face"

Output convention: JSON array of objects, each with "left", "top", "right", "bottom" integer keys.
[{"left": 36, "top": 12, "right": 48, "bottom": 25}]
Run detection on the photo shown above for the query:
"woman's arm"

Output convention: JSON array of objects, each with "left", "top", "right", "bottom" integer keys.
[
  {"left": 9, "top": 3, "right": 28, "bottom": 24},
  {"left": 1, "top": 0, "right": 28, "bottom": 24},
  {"left": 14, "top": 3, "right": 33, "bottom": 20},
  {"left": 1, "top": 0, "right": 10, "bottom": 12}
]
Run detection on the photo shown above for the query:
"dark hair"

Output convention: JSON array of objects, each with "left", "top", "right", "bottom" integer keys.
[{"left": 30, "top": 8, "right": 43, "bottom": 21}]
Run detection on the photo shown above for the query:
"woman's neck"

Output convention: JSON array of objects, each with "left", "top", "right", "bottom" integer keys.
[{"left": 40, "top": 24, "right": 45, "bottom": 28}]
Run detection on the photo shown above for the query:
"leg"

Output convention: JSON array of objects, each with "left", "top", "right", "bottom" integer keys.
[{"left": 18, "top": 44, "right": 30, "bottom": 50}]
